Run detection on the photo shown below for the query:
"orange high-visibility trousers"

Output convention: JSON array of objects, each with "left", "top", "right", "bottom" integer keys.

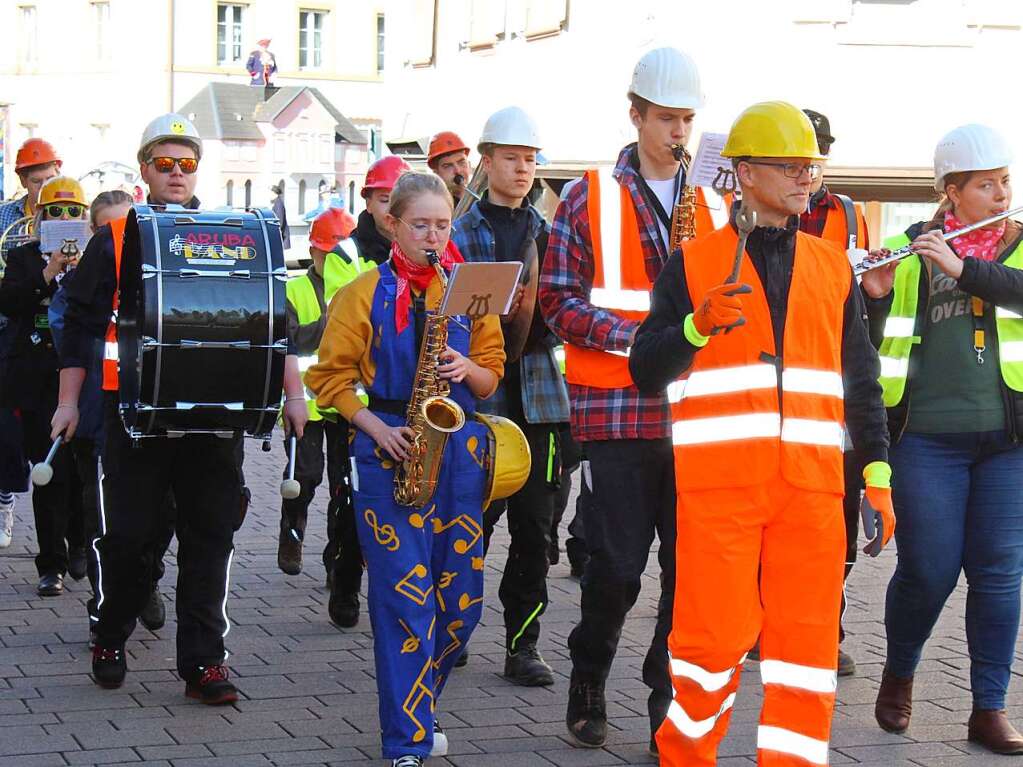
[{"left": 656, "top": 474, "right": 845, "bottom": 766}]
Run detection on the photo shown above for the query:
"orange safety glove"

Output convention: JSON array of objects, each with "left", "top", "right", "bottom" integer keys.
[
  {"left": 692, "top": 282, "right": 752, "bottom": 338},
  {"left": 861, "top": 461, "right": 896, "bottom": 557}
]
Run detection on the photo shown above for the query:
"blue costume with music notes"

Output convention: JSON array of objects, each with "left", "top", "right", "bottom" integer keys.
[{"left": 351, "top": 263, "right": 489, "bottom": 759}]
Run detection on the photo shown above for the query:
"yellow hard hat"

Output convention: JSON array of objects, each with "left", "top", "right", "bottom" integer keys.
[
  {"left": 38, "top": 176, "right": 87, "bottom": 207},
  {"left": 722, "top": 101, "right": 825, "bottom": 160}
]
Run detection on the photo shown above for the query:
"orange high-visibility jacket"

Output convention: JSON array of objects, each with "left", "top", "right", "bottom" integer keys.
[
  {"left": 820, "top": 193, "right": 868, "bottom": 251},
  {"left": 671, "top": 226, "right": 851, "bottom": 494},
  {"left": 101, "top": 217, "right": 127, "bottom": 391},
  {"left": 564, "top": 168, "right": 714, "bottom": 389}
]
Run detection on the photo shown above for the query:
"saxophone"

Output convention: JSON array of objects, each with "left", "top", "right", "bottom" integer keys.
[
  {"left": 668, "top": 144, "right": 698, "bottom": 253},
  {"left": 393, "top": 250, "right": 467, "bottom": 508}
]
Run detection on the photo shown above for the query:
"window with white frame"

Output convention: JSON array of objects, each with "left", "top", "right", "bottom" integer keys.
[
  {"left": 226, "top": 180, "right": 234, "bottom": 207},
  {"left": 93, "top": 2, "right": 111, "bottom": 62},
  {"left": 299, "top": 10, "right": 325, "bottom": 69},
  {"left": 376, "top": 14, "right": 385, "bottom": 72},
  {"left": 217, "top": 3, "right": 244, "bottom": 65},
  {"left": 19, "top": 6, "right": 38, "bottom": 67}
]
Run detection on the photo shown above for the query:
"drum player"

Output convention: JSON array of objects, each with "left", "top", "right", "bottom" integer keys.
[{"left": 51, "top": 112, "right": 308, "bottom": 704}]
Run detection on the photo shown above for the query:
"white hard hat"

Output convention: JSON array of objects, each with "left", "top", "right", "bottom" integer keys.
[
  {"left": 629, "top": 47, "right": 704, "bottom": 110},
  {"left": 478, "top": 106, "right": 542, "bottom": 152},
  {"left": 137, "top": 113, "right": 203, "bottom": 164},
  {"left": 934, "top": 123, "right": 1013, "bottom": 192}
]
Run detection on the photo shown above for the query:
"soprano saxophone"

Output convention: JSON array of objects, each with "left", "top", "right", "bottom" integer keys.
[
  {"left": 668, "top": 144, "right": 698, "bottom": 253},
  {"left": 393, "top": 250, "right": 467, "bottom": 508}
]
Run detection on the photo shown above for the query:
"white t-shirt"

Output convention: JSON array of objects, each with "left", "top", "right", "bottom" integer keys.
[{"left": 645, "top": 176, "right": 676, "bottom": 251}]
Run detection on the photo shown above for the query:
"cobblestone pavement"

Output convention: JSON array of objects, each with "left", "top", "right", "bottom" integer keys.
[{"left": 0, "top": 436, "right": 1018, "bottom": 765}]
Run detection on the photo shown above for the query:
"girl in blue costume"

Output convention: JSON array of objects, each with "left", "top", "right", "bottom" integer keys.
[{"left": 307, "top": 172, "right": 505, "bottom": 766}]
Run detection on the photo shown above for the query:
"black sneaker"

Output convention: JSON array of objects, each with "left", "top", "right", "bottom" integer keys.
[
  {"left": 649, "top": 734, "right": 659, "bottom": 757},
  {"left": 185, "top": 665, "right": 238, "bottom": 705},
  {"left": 548, "top": 533, "right": 560, "bottom": 565},
  {"left": 328, "top": 589, "right": 359, "bottom": 628},
  {"left": 278, "top": 526, "right": 303, "bottom": 575},
  {"left": 37, "top": 572, "right": 63, "bottom": 597},
  {"left": 139, "top": 585, "right": 165, "bottom": 631},
  {"left": 92, "top": 645, "right": 127, "bottom": 689},
  {"left": 68, "top": 547, "right": 88, "bottom": 581},
  {"left": 504, "top": 644, "right": 554, "bottom": 687},
  {"left": 838, "top": 647, "right": 856, "bottom": 677},
  {"left": 455, "top": 647, "right": 469, "bottom": 668},
  {"left": 566, "top": 672, "right": 607, "bottom": 747}
]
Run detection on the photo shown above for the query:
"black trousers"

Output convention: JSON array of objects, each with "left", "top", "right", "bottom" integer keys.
[
  {"left": 567, "top": 437, "right": 676, "bottom": 731},
  {"left": 550, "top": 426, "right": 586, "bottom": 566},
  {"left": 280, "top": 417, "right": 362, "bottom": 592},
  {"left": 840, "top": 448, "right": 866, "bottom": 643},
  {"left": 94, "top": 396, "right": 239, "bottom": 679},
  {"left": 0, "top": 407, "right": 28, "bottom": 492},
  {"left": 482, "top": 421, "right": 560, "bottom": 650},
  {"left": 17, "top": 408, "right": 74, "bottom": 576}
]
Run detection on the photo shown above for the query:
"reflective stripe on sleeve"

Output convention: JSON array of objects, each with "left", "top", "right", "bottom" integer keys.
[
  {"left": 757, "top": 725, "right": 829, "bottom": 765},
  {"left": 759, "top": 659, "right": 837, "bottom": 694}
]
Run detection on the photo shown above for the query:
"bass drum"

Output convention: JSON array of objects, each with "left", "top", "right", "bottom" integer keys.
[{"left": 117, "top": 205, "right": 288, "bottom": 438}]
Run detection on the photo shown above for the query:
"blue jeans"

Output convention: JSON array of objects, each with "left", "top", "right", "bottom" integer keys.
[{"left": 885, "top": 430, "right": 1023, "bottom": 709}]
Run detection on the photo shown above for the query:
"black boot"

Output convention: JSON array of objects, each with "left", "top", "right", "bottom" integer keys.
[
  {"left": 328, "top": 587, "right": 359, "bottom": 628},
  {"left": 278, "top": 525, "right": 303, "bottom": 575},
  {"left": 504, "top": 644, "right": 554, "bottom": 687},
  {"left": 566, "top": 671, "right": 606, "bottom": 747},
  {"left": 139, "top": 585, "right": 166, "bottom": 631}
]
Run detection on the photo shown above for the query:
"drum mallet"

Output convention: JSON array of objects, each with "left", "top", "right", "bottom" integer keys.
[
  {"left": 31, "top": 436, "right": 63, "bottom": 486},
  {"left": 280, "top": 434, "right": 301, "bottom": 499}
]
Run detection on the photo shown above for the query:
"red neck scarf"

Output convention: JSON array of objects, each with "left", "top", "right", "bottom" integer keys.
[
  {"left": 944, "top": 210, "right": 1005, "bottom": 262},
  {"left": 389, "top": 240, "right": 463, "bottom": 334}
]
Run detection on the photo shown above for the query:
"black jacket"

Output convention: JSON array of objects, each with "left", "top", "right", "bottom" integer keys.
[
  {"left": 631, "top": 218, "right": 889, "bottom": 466},
  {"left": 351, "top": 210, "right": 391, "bottom": 265},
  {"left": 864, "top": 221, "right": 1023, "bottom": 441},
  {"left": 0, "top": 241, "right": 60, "bottom": 409}
]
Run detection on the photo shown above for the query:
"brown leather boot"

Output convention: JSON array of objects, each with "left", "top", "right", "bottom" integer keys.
[
  {"left": 875, "top": 666, "right": 913, "bottom": 733},
  {"left": 968, "top": 709, "right": 1023, "bottom": 755}
]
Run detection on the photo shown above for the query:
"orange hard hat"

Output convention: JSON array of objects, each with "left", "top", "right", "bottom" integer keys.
[
  {"left": 427, "top": 131, "right": 470, "bottom": 167},
  {"left": 361, "top": 155, "right": 411, "bottom": 198},
  {"left": 309, "top": 208, "right": 356, "bottom": 251},
  {"left": 16, "top": 138, "right": 62, "bottom": 172}
]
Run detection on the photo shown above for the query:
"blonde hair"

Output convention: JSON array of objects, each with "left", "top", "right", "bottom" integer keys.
[{"left": 387, "top": 171, "right": 453, "bottom": 220}]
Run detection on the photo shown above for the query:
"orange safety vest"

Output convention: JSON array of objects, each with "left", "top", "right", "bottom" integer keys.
[
  {"left": 670, "top": 226, "right": 851, "bottom": 493},
  {"left": 563, "top": 169, "right": 713, "bottom": 389},
  {"left": 819, "top": 193, "right": 868, "bottom": 251},
  {"left": 101, "top": 217, "right": 127, "bottom": 391}
]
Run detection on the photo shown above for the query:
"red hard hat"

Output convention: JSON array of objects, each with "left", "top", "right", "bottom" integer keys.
[
  {"left": 361, "top": 155, "right": 411, "bottom": 198},
  {"left": 427, "top": 131, "right": 470, "bottom": 167},
  {"left": 309, "top": 208, "right": 356, "bottom": 251},
  {"left": 15, "top": 138, "right": 62, "bottom": 172}
]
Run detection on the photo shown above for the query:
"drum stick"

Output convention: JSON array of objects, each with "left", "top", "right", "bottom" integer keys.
[
  {"left": 31, "top": 436, "right": 62, "bottom": 487},
  {"left": 280, "top": 434, "right": 301, "bottom": 499}
]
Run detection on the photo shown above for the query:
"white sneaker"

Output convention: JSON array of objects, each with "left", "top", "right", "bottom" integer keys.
[
  {"left": 430, "top": 720, "right": 448, "bottom": 757},
  {"left": 0, "top": 499, "right": 13, "bottom": 548}
]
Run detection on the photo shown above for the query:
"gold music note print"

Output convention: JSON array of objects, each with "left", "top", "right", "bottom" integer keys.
[
  {"left": 459, "top": 592, "right": 484, "bottom": 611},
  {"left": 408, "top": 503, "right": 436, "bottom": 530},
  {"left": 402, "top": 658, "right": 435, "bottom": 744},
  {"left": 432, "top": 619, "right": 465, "bottom": 671},
  {"left": 398, "top": 618, "right": 420, "bottom": 654},
  {"left": 394, "top": 564, "right": 434, "bottom": 606},
  {"left": 372, "top": 444, "right": 394, "bottom": 470},
  {"left": 364, "top": 509, "right": 400, "bottom": 551},
  {"left": 465, "top": 436, "right": 487, "bottom": 471},
  {"left": 434, "top": 570, "right": 457, "bottom": 613},
  {"left": 471, "top": 556, "right": 485, "bottom": 571},
  {"left": 432, "top": 514, "right": 483, "bottom": 555}
]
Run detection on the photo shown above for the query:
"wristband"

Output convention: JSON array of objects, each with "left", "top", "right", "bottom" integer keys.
[
  {"left": 683, "top": 313, "right": 709, "bottom": 348},
  {"left": 56, "top": 403, "right": 77, "bottom": 410},
  {"left": 284, "top": 396, "right": 305, "bottom": 403},
  {"left": 862, "top": 460, "right": 892, "bottom": 489}
]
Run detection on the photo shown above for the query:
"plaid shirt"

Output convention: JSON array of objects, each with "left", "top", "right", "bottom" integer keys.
[
  {"left": 453, "top": 201, "right": 570, "bottom": 424},
  {"left": 539, "top": 144, "right": 671, "bottom": 442},
  {"left": 799, "top": 185, "right": 870, "bottom": 248},
  {"left": 0, "top": 196, "right": 27, "bottom": 260}
]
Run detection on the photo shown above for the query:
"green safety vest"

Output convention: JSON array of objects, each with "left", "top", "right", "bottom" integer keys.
[
  {"left": 878, "top": 231, "right": 1023, "bottom": 408},
  {"left": 286, "top": 239, "right": 374, "bottom": 420}
]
